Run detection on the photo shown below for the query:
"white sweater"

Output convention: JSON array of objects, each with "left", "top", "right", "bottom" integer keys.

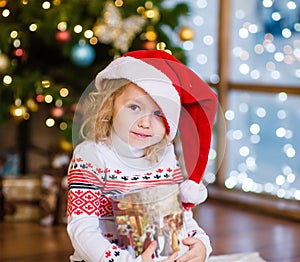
[{"left": 67, "top": 137, "right": 212, "bottom": 262}]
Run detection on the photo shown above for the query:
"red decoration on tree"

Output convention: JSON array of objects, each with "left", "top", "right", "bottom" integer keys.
[
  {"left": 13, "top": 48, "right": 28, "bottom": 62},
  {"left": 55, "top": 31, "right": 71, "bottom": 43},
  {"left": 142, "top": 40, "right": 157, "bottom": 50},
  {"left": 51, "top": 107, "right": 64, "bottom": 118},
  {"left": 36, "top": 94, "right": 44, "bottom": 103}
]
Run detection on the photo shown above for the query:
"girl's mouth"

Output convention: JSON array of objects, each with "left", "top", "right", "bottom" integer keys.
[{"left": 130, "top": 131, "right": 151, "bottom": 138}]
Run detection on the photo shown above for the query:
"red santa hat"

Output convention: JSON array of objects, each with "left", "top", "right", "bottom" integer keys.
[{"left": 95, "top": 50, "right": 217, "bottom": 206}]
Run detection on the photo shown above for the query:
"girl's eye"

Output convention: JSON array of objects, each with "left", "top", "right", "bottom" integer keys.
[
  {"left": 154, "top": 110, "right": 163, "bottom": 117},
  {"left": 129, "top": 104, "right": 140, "bottom": 111}
]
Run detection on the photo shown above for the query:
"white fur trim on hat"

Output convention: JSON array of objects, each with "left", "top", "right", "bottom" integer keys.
[
  {"left": 179, "top": 180, "right": 208, "bottom": 205},
  {"left": 95, "top": 56, "right": 181, "bottom": 140}
]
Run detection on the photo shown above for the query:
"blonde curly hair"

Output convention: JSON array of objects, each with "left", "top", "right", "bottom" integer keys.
[{"left": 80, "top": 79, "right": 169, "bottom": 163}]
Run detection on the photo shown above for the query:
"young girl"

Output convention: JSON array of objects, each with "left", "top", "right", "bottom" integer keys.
[{"left": 67, "top": 50, "right": 217, "bottom": 262}]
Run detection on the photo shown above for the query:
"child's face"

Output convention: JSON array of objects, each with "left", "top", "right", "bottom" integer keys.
[{"left": 113, "top": 83, "right": 166, "bottom": 149}]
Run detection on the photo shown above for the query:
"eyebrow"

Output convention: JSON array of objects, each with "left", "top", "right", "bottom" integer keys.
[{"left": 124, "top": 97, "right": 141, "bottom": 105}]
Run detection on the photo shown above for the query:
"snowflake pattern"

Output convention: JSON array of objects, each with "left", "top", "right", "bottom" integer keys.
[{"left": 101, "top": 244, "right": 123, "bottom": 262}]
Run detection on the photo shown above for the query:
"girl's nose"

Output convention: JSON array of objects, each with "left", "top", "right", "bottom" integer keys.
[{"left": 137, "top": 115, "right": 151, "bottom": 129}]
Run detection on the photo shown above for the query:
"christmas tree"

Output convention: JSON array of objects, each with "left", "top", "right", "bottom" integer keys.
[{"left": 0, "top": 0, "right": 190, "bottom": 144}]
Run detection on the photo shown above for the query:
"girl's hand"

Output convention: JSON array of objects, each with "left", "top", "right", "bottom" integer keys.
[
  {"left": 175, "top": 238, "right": 206, "bottom": 262},
  {"left": 142, "top": 241, "right": 178, "bottom": 262}
]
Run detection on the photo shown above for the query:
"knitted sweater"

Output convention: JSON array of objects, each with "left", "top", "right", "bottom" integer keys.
[{"left": 67, "top": 135, "right": 212, "bottom": 262}]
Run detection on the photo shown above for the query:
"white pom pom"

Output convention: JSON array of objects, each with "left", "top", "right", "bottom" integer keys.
[{"left": 179, "top": 180, "right": 208, "bottom": 205}]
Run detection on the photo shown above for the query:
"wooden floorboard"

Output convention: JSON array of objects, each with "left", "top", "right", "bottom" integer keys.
[
  {"left": 1, "top": 199, "right": 300, "bottom": 262},
  {"left": 194, "top": 199, "right": 300, "bottom": 262}
]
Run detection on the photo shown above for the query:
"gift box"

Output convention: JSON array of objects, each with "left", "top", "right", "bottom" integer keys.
[
  {"left": 2, "top": 173, "right": 68, "bottom": 224},
  {"left": 2, "top": 176, "right": 41, "bottom": 222},
  {"left": 3, "top": 175, "right": 41, "bottom": 201},
  {"left": 111, "top": 184, "right": 189, "bottom": 260}
]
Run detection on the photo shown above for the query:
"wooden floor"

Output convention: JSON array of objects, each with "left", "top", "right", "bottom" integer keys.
[{"left": 1, "top": 199, "right": 300, "bottom": 262}]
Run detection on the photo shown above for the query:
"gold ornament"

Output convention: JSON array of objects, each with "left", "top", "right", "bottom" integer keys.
[
  {"left": 94, "top": 2, "right": 146, "bottom": 53},
  {"left": 156, "top": 42, "right": 166, "bottom": 50},
  {"left": 178, "top": 26, "right": 194, "bottom": 41},
  {"left": 0, "top": 52, "right": 10, "bottom": 72},
  {"left": 0, "top": 1, "right": 8, "bottom": 7},
  {"left": 114, "top": 0, "right": 123, "bottom": 7},
  {"left": 145, "top": 29, "right": 157, "bottom": 41},
  {"left": 26, "top": 99, "right": 39, "bottom": 112},
  {"left": 156, "top": 42, "right": 172, "bottom": 54},
  {"left": 138, "top": 1, "right": 160, "bottom": 23},
  {"left": 9, "top": 104, "right": 29, "bottom": 120},
  {"left": 59, "top": 138, "right": 73, "bottom": 152},
  {"left": 42, "top": 79, "right": 51, "bottom": 88}
]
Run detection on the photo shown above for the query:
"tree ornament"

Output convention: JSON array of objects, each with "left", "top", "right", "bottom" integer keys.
[
  {"left": 142, "top": 40, "right": 156, "bottom": 50},
  {"left": 51, "top": 107, "right": 64, "bottom": 118},
  {"left": 138, "top": 2, "right": 160, "bottom": 23},
  {"left": 178, "top": 26, "right": 194, "bottom": 41},
  {"left": 26, "top": 99, "right": 39, "bottom": 112},
  {"left": 13, "top": 48, "right": 28, "bottom": 62},
  {"left": 145, "top": 27, "right": 157, "bottom": 41},
  {"left": 55, "top": 30, "right": 71, "bottom": 43},
  {"left": 36, "top": 94, "right": 44, "bottom": 103},
  {"left": 93, "top": 2, "right": 146, "bottom": 53},
  {"left": 156, "top": 42, "right": 166, "bottom": 50},
  {"left": 59, "top": 138, "right": 73, "bottom": 152},
  {"left": 0, "top": 52, "right": 10, "bottom": 72},
  {"left": 70, "top": 41, "right": 96, "bottom": 67},
  {"left": 9, "top": 104, "right": 29, "bottom": 120}
]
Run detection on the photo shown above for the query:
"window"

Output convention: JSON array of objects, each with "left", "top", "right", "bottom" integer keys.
[
  {"left": 226, "top": 90, "right": 300, "bottom": 200},
  {"left": 178, "top": 0, "right": 300, "bottom": 210},
  {"left": 230, "top": 0, "right": 300, "bottom": 85}
]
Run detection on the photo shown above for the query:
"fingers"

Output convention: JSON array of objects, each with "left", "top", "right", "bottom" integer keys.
[
  {"left": 141, "top": 241, "right": 156, "bottom": 262},
  {"left": 181, "top": 237, "right": 198, "bottom": 246},
  {"left": 161, "top": 251, "right": 178, "bottom": 262},
  {"left": 175, "top": 251, "right": 194, "bottom": 262},
  {"left": 176, "top": 238, "right": 206, "bottom": 262}
]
